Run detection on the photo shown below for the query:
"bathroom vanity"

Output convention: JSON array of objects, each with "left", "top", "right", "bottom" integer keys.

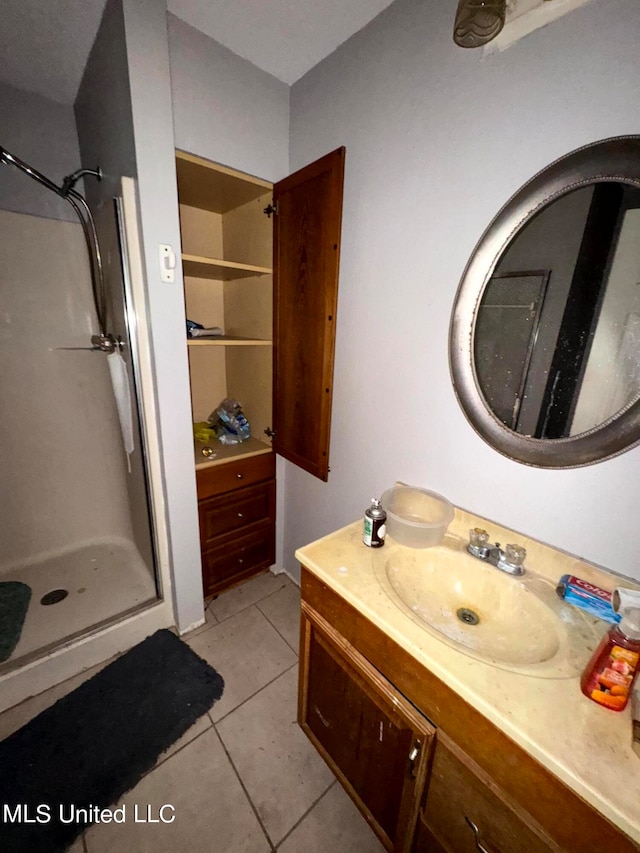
[{"left": 296, "top": 511, "right": 640, "bottom": 852}]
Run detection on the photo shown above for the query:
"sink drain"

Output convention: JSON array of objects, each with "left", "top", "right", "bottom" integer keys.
[
  {"left": 457, "top": 607, "right": 480, "bottom": 626},
  {"left": 40, "top": 589, "right": 69, "bottom": 606}
]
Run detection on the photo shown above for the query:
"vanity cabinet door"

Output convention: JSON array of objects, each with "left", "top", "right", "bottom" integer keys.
[
  {"left": 299, "top": 602, "right": 435, "bottom": 852},
  {"left": 420, "top": 732, "right": 559, "bottom": 853}
]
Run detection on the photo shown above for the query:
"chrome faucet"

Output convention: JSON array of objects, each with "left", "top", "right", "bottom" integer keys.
[{"left": 467, "top": 528, "right": 526, "bottom": 576}]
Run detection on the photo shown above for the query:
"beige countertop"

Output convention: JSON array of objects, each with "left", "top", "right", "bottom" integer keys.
[{"left": 295, "top": 507, "right": 640, "bottom": 844}]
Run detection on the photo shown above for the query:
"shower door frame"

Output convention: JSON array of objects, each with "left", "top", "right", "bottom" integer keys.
[{"left": 0, "top": 177, "right": 176, "bottom": 712}]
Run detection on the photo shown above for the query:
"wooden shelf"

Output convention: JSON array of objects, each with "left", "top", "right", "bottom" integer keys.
[
  {"left": 194, "top": 437, "right": 272, "bottom": 470},
  {"left": 187, "top": 336, "right": 272, "bottom": 346},
  {"left": 182, "top": 254, "right": 272, "bottom": 281},
  {"left": 176, "top": 150, "right": 271, "bottom": 213}
]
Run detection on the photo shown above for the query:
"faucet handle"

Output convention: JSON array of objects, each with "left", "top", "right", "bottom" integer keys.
[
  {"left": 504, "top": 543, "right": 526, "bottom": 569},
  {"left": 495, "top": 542, "right": 526, "bottom": 575},
  {"left": 469, "top": 528, "right": 489, "bottom": 548},
  {"left": 468, "top": 528, "right": 490, "bottom": 558}
]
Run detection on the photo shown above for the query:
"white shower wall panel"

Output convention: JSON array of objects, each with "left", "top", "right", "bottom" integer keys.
[{"left": 0, "top": 210, "right": 134, "bottom": 566}]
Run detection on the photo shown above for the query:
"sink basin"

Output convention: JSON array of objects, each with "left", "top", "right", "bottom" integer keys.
[{"left": 375, "top": 536, "right": 605, "bottom": 678}]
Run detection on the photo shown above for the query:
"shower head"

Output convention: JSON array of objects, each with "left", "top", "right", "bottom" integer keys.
[{"left": 61, "top": 166, "right": 103, "bottom": 197}]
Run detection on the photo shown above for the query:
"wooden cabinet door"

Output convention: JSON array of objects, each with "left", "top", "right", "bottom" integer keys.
[
  {"left": 272, "top": 147, "right": 345, "bottom": 481},
  {"left": 299, "top": 603, "right": 434, "bottom": 852}
]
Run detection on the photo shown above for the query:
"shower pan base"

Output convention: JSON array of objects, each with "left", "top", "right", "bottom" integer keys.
[{"left": 0, "top": 538, "right": 157, "bottom": 669}]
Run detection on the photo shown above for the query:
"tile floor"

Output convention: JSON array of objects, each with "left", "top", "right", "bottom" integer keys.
[{"left": 0, "top": 571, "right": 385, "bottom": 852}]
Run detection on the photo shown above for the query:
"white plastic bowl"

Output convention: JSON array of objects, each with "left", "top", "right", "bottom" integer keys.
[{"left": 380, "top": 486, "right": 454, "bottom": 548}]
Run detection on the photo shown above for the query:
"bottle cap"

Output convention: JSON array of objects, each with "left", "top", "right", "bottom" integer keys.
[{"left": 613, "top": 588, "right": 640, "bottom": 640}]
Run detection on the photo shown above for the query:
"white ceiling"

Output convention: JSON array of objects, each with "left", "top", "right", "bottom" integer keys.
[
  {"left": 167, "top": 0, "right": 397, "bottom": 85},
  {"left": 0, "top": 0, "right": 396, "bottom": 105},
  {"left": 0, "top": 0, "right": 108, "bottom": 105}
]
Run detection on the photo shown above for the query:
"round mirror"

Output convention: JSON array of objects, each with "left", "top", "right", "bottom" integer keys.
[{"left": 450, "top": 136, "right": 640, "bottom": 467}]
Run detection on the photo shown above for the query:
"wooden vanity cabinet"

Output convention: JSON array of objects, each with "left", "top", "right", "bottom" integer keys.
[
  {"left": 416, "top": 733, "right": 558, "bottom": 853},
  {"left": 299, "top": 603, "right": 435, "bottom": 852},
  {"left": 176, "top": 148, "right": 344, "bottom": 596},
  {"left": 299, "top": 568, "right": 639, "bottom": 853}
]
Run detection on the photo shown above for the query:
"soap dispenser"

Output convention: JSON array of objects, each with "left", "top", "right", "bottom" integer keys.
[{"left": 581, "top": 588, "right": 640, "bottom": 712}]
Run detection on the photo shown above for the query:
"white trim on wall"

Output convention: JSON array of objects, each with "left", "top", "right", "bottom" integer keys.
[{"left": 485, "top": 0, "right": 596, "bottom": 53}]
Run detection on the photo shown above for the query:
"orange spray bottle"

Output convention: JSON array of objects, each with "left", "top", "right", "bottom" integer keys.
[{"left": 581, "top": 588, "right": 640, "bottom": 712}]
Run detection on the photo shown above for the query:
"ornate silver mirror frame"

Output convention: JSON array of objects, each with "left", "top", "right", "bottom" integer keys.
[{"left": 449, "top": 135, "right": 640, "bottom": 468}]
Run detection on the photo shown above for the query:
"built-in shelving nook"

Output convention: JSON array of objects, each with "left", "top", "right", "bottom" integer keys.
[{"left": 175, "top": 150, "right": 274, "bottom": 466}]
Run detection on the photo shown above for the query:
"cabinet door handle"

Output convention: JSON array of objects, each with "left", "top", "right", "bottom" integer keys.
[
  {"left": 407, "top": 741, "right": 421, "bottom": 779},
  {"left": 464, "top": 816, "right": 492, "bottom": 853}
]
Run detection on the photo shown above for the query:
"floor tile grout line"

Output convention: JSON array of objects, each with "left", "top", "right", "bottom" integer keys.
[
  {"left": 211, "top": 723, "right": 277, "bottom": 852},
  {"left": 205, "top": 600, "right": 218, "bottom": 624},
  {"left": 184, "top": 591, "right": 284, "bottom": 643},
  {"left": 212, "top": 660, "right": 298, "bottom": 725},
  {"left": 135, "top": 716, "right": 214, "bottom": 782},
  {"left": 273, "top": 780, "right": 337, "bottom": 850},
  {"left": 184, "top": 578, "right": 297, "bottom": 642},
  {"left": 208, "top": 576, "right": 292, "bottom": 625},
  {"left": 255, "top": 600, "right": 300, "bottom": 657}
]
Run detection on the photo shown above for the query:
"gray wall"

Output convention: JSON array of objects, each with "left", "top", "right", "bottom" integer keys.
[
  {"left": 0, "top": 81, "right": 81, "bottom": 222},
  {"left": 285, "top": 0, "right": 640, "bottom": 581},
  {"left": 77, "top": 0, "right": 204, "bottom": 631},
  {"left": 75, "top": 0, "right": 156, "bottom": 578},
  {"left": 168, "top": 14, "right": 290, "bottom": 182},
  {"left": 167, "top": 14, "right": 290, "bottom": 574},
  {"left": 119, "top": 0, "right": 204, "bottom": 632},
  {"left": 75, "top": 0, "right": 137, "bottom": 205}
]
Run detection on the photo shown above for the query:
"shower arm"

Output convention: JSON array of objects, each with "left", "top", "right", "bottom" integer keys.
[{"left": 0, "top": 145, "right": 114, "bottom": 349}]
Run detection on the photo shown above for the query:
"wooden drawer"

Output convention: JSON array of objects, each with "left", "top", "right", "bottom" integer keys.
[
  {"left": 202, "top": 523, "right": 275, "bottom": 597},
  {"left": 421, "top": 733, "right": 557, "bottom": 853},
  {"left": 196, "top": 452, "right": 275, "bottom": 500},
  {"left": 199, "top": 480, "right": 275, "bottom": 547}
]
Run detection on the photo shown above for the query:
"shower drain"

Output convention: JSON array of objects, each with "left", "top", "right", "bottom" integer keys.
[
  {"left": 456, "top": 607, "right": 480, "bottom": 626},
  {"left": 40, "top": 589, "right": 69, "bottom": 606}
]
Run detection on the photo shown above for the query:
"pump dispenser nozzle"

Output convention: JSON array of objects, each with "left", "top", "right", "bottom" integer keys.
[{"left": 613, "top": 588, "right": 640, "bottom": 641}]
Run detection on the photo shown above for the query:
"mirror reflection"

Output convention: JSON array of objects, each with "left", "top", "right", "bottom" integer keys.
[{"left": 475, "top": 182, "right": 640, "bottom": 438}]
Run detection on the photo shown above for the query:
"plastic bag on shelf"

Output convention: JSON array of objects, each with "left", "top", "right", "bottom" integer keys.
[{"left": 207, "top": 398, "right": 251, "bottom": 444}]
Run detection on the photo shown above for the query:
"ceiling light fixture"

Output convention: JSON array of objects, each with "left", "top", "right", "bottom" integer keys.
[{"left": 453, "top": 0, "right": 507, "bottom": 48}]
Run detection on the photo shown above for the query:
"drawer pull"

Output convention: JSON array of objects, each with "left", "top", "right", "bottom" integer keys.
[
  {"left": 237, "top": 473, "right": 243, "bottom": 479},
  {"left": 237, "top": 512, "right": 244, "bottom": 518},
  {"left": 464, "top": 816, "right": 492, "bottom": 853}
]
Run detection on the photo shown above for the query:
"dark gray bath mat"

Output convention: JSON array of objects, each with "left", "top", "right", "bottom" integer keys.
[
  {"left": 0, "top": 580, "right": 31, "bottom": 662},
  {"left": 0, "top": 628, "right": 224, "bottom": 852}
]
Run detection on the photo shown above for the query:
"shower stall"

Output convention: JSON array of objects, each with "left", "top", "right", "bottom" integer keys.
[{"left": 0, "top": 148, "right": 167, "bottom": 698}]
